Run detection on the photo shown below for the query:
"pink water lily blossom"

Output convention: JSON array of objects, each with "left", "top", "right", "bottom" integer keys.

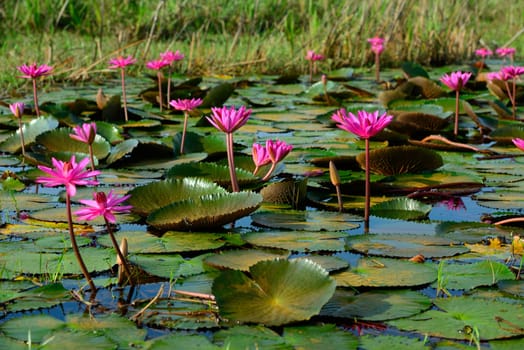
[
  {"left": 9, "top": 102, "right": 24, "bottom": 119},
  {"left": 475, "top": 48, "right": 493, "bottom": 58},
  {"left": 208, "top": 105, "right": 252, "bottom": 192},
  {"left": 109, "top": 55, "right": 136, "bottom": 122},
  {"left": 18, "top": 63, "right": 53, "bottom": 79},
  {"left": 108, "top": 55, "right": 136, "bottom": 69},
  {"left": 146, "top": 59, "right": 170, "bottom": 70},
  {"left": 260, "top": 139, "right": 293, "bottom": 181},
  {"left": 207, "top": 105, "right": 252, "bottom": 133},
  {"left": 332, "top": 109, "right": 393, "bottom": 230},
  {"left": 440, "top": 71, "right": 472, "bottom": 135},
  {"left": 305, "top": 50, "right": 324, "bottom": 62},
  {"left": 252, "top": 142, "right": 271, "bottom": 175},
  {"left": 36, "top": 156, "right": 100, "bottom": 197},
  {"left": 512, "top": 138, "right": 524, "bottom": 151},
  {"left": 368, "top": 36, "right": 385, "bottom": 55},
  {"left": 170, "top": 98, "right": 203, "bottom": 154},
  {"left": 440, "top": 71, "right": 472, "bottom": 91},
  {"left": 160, "top": 50, "right": 184, "bottom": 64},
  {"left": 9, "top": 102, "right": 26, "bottom": 157},
  {"left": 169, "top": 98, "right": 203, "bottom": 111},
  {"left": 75, "top": 190, "right": 132, "bottom": 223},
  {"left": 500, "top": 65, "right": 524, "bottom": 79},
  {"left": 70, "top": 122, "right": 97, "bottom": 145},
  {"left": 488, "top": 66, "right": 524, "bottom": 119},
  {"left": 332, "top": 109, "right": 393, "bottom": 139},
  {"left": 496, "top": 47, "right": 516, "bottom": 58}
]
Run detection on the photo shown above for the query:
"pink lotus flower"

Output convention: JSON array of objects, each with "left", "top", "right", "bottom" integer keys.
[
  {"left": 500, "top": 65, "right": 524, "bottom": 79},
  {"left": 440, "top": 71, "right": 472, "bottom": 91},
  {"left": 146, "top": 59, "right": 170, "bottom": 70},
  {"left": 266, "top": 139, "right": 293, "bottom": 164},
  {"left": 169, "top": 98, "right": 203, "bottom": 154},
  {"left": 9, "top": 102, "right": 24, "bottom": 119},
  {"left": 36, "top": 156, "right": 100, "bottom": 197},
  {"left": 252, "top": 143, "right": 271, "bottom": 175},
  {"left": 332, "top": 109, "right": 393, "bottom": 139},
  {"left": 9, "top": 102, "right": 26, "bottom": 157},
  {"left": 169, "top": 98, "right": 203, "bottom": 111},
  {"left": 368, "top": 36, "right": 385, "bottom": 55},
  {"left": 75, "top": 190, "right": 132, "bottom": 223},
  {"left": 17, "top": 63, "right": 53, "bottom": 79},
  {"left": 108, "top": 55, "right": 136, "bottom": 69},
  {"left": 475, "top": 48, "right": 493, "bottom": 58},
  {"left": 70, "top": 122, "right": 97, "bottom": 145},
  {"left": 496, "top": 47, "right": 516, "bottom": 58},
  {"left": 486, "top": 71, "right": 503, "bottom": 81},
  {"left": 207, "top": 105, "right": 252, "bottom": 133},
  {"left": 208, "top": 105, "right": 252, "bottom": 192},
  {"left": 305, "top": 50, "right": 324, "bottom": 61},
  {"left": 512, "top": 138, "right": 524, "bottom": 151},
  {"left": 160, "top": 50, "right": 184, "bottom": 64}
]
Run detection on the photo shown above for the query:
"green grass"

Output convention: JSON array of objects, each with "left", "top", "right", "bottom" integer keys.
[{"left": 0, "top": 0, "right": 522, "bottom": 94}]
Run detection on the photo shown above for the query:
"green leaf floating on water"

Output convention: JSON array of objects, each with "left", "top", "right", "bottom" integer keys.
[
  {"left": 370, "top": 198, "right": 432, "bottom": 220},
  {"left": 205, "top": 249, "right": 290, "bottom": 271},
  {"left": 212, "top": 258, "right": 336, "bottom": 326},
  {"left": 333, "top": 257, "right": 437, "bottom": 288},
  {"left": 359, "top": 334, "right": 429, "bottom": 350},
  {"left": 321, "top": 289, "right": 432, "bottom": 321},
  {"left": 35, "top": 127, "right": 110, "bottom": 160},
  {"left": 212, "top": 325, "right": 289, "bottom": 349},
  {"left": 128, "top": 177, "right": 227, "bottom": 216},
  {"left": 0, "top": 116, "right": 59, "bottom": 153},
  {"left": 282, "top": 324, "right": 359, "bottom": 349},
  {"left": 166, "top": 162, "right": 260, "bottom": 188},
  {"left": 146, "top": 333, "right": 220, "bottom": 349},
  {"left": 431, "top": 260, "right": 515, "bottom": 290},
  {"left": 251, "top": 209, "right": 360, "bottom": 231},
  {"left": 347, "top": 233, "right": 469, "bottom": 258},
  {"left": 147, "top": 191, "right": 263, "bottom": 230},
  {"left": 388, "top": 296, "right": 524, "bottom": 340},
  {"left": 243, "top": 230, "right": 347, "bottom": 252}
]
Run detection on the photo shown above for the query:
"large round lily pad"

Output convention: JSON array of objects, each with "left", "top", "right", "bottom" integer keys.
[
  {"left": 321, "top": 289, "right": 432, "bottom": 321},
  {"left": 212, "top": 258, "right": 336, "bottom": 326},
  {"left": 251, "top": 209, "right": 360, "bottom": 231},
  {"left": 204, "top": 249, "right": 290, "bottom": 271},
  {"left": 370, "top": 198, "right": 432, "bottom": 220},
  {"left": 35, "top": 128, "right": 110, "bottom": 160},
  {"left": 128, "top": 178, "right": 227, "bottom": 216},
  {"left": 388, "top": 297, "right": 524, "bottom": 340},
  {"left": 346, "top": 234, "right": 469, "bottom": 258},
  {"left": 244, "top": 230, "right": 347, "bottom": 252},
  {"left": 333, "top": 257, "right": 437, "bottom": 287},
  {"left": 146, "top": 191, "right": 263, "bottom": 230}
]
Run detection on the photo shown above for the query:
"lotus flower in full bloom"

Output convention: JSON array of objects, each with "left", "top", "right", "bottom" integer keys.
[
  {"left": 207, "top": 106, "right": 252, "bottom": 192},
  {"left": 169, "top": 98, "right": 203, "bottom": 154},
  {"left": 17, "top": 63, "right": 53, "bottom": 117},
  {"left": 332, "top": 109, "right": 393, "bottom": 230},
  {"left": 440, "top": 71, "right": 472, "bottom": 135},
  {"left": 109, "top": 55, "right": 136, "bottom": 122}
]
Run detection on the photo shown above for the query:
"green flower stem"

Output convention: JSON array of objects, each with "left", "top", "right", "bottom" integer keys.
[
  {"left": 17, "top": 118, "right": 26, "bottom": 158},
  {"left": 374, "top": 52, "right": 380, "bottom": 82},
  {"left": 104, "top": 217, "right": 132, "bottom": 285},
  {"left": 32, "top": 78, "right": 40, "bottom": 117},
  {"left": 65, "top": 194, "right": 96, "bottom": 293},
  {"left": 226, "top": 132, "right": 239, "bottom": 192},
  {"left": 454, "top": 89, "right": 460, "bottom": 136},
  {"left": 364, "top": 138, "right": 370, "bottom": 232},
  {"left": 120, "top": 68, "right": 129, "bottom": 122},
  {"left": 157, "top": 72, "right": 163, "bottom": 113},
  {"left": 180, "top": 111, "right": 189, "bottom": 154}
]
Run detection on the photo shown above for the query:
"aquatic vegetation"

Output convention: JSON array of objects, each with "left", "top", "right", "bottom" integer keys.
[
  {"left": 69, "top": 122, "right": 97, "bottom": 172},
  {"left": 368, "top": 36, "right": 385, "bottom": 82},
  {"left": 108, "top": 55, "right": 136, "bottom": 122},
  {"left": 160, "top": 50, "right": 184, "bottom": 107},
  {"left": 9, "top": 102, "right": 26, "bottom": 158},
  {"left": 146, "top": 58, "right": 170, "bottom": 112},
  {"left": 305, "top": 49, "right": 324, "bottom": 83},
  {"left": 439, "top": 70, "right": 472, "bottom": 136},
  {"left": 169, "top": 97, "right": 203, "bottom": 154},
  {"left": 17, "top": 63, "right": 52, "bottom": 118}
]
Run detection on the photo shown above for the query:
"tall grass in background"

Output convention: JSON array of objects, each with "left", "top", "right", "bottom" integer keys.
[{"left": 0, "top": 0, "right": 522, "bottom": 92}]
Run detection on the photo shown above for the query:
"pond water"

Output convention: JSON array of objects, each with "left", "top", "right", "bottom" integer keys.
[{"left": 0, "top": 65, "right": 523, "bottom": 348}]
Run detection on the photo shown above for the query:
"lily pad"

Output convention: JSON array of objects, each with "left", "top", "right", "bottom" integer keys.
[
  {"left": 282, "top": 324, "right": 358, "bottom": 349},
  {"left": 0, "top": 116, "right": 59, "bottom": 153},
  {"left": 359, "top": 334, "right": 429, "bottom": 350},
  {"left": 388, "top": 296, "right": 524, "bottom": 340},
  {"left": 321, "top": 289, "right": 432, "bottom": 321},
  {"left": 346, "top": 234, "right": 469, "bottom": 258},
  {"left": 35, "top": 128, "right": 110, "bottom": 159},
  {"left": 146, "top": 191, "right": 263, "bottom": 230},
  {"left": 251, "top": 209, "right": 360, "bottom": 231},
  {"left": 212, "top": 325, "right": 289, "bottom": 349},
  {"left": 212, "top": 258, "right": 336, "bottom": 326},
  {"left": 370, "top": 198, "right": 432, "bottom": 220},
  {"left": 430, "top": 260, "right": 516, "bottom": 290},
  {"left": 128, "top": 178, "right": 227, "bottom": 216},
  {"left": 333, "top": 257, "right": 437, "bottom": 287},
  {"left": 244, "top": 230, "right": 347, "bottom": 252},
  {"left": 204, "top": 249, "right": 290, "bottom": 271}
]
